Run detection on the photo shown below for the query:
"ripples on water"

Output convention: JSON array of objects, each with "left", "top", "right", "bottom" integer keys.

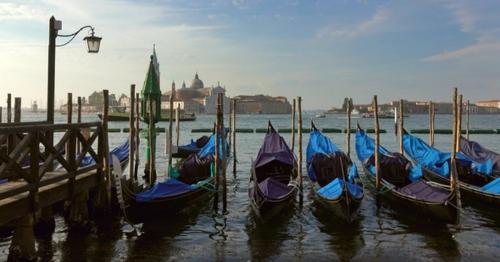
[{"left": 1, "top": 112, "right": 500, "bottom": 260}]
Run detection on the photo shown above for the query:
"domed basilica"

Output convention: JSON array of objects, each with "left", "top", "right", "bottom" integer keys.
[{"left": 162, "top": 73, "right": 230, "bottom": 114}]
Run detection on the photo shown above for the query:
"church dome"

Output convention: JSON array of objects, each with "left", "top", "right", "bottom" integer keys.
[{"left": 190, "top": 73, "right": 204, "bottom": 89}]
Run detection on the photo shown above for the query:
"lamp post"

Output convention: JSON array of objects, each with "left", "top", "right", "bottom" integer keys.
[{"left": 47, "top": 16, "right": 102, "bottom": 124}]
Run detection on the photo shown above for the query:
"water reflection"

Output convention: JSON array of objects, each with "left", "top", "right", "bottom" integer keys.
[
  {"left": 245, "top": 204, "right": 296, "bottom": 261},
  {"left": 311, "top": 201, "right": 365, "bottom": 262}
]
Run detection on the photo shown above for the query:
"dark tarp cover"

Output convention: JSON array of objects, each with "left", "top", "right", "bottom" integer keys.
[
  {"left": 403, "top": 132, "right": 493, "bottom": 177},
  {"left": 254, "top": 128, "right": 295, "bottom": 169},
  {"left": 460, "top": 136, "right": 499, "bottom": 173},
  {"left": 356, "top": 129, "right": 423, "bottom": 182},
  {"left": 307, "top": 128, "right": 359, "bottom": 185},
  {"left": 257, "top": 177, "right": 292, "bottom": 200},
  {"left": 396, "top": 180, "right": 450, "bottom": 203}
]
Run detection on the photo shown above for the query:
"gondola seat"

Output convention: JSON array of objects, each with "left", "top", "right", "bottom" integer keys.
[{"left": 397, "top": 180, "right": 450, "bottom": 203}]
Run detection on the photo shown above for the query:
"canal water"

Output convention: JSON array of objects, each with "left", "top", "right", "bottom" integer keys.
[{"left": 1, "top": 111, "right": 500, "bottom": 261}]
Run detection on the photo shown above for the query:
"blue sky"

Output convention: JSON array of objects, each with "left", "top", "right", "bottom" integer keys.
[{"left": 1, "top": 0, "right": 500, "bottom": 109}]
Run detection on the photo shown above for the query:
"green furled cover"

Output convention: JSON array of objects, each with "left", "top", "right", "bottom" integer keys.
[{"left": 140, "top": 54, "right": 162, "bottom": 123}]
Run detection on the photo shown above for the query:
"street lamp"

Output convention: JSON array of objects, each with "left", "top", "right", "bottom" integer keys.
[{"left": 47, "top": 16, "right": 102, "bottom": 124}]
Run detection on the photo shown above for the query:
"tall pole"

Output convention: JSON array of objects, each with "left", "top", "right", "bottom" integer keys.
[
  {"left": 220, "top": 94, "right": 227, "bottom": 213},
  {"left": 148, "top": 98, "right": 156, "bottom": 185},
  {"left": 346, "top": 98, "right": 352, "bottom": 157},
  {"left": 291, "top": 99, "right": 296, "bottom": 151},
  {"left": 175, "top": 104, "right": 180, "bottom": 147},
  {"left": 47, "top": 16, "right": 56, "bottom": 124},
  {"left": 466, "top": 99, "right": 470, "bottom": 140},
  {"left": 134, "top": 93, "right": 140, "bottom": 181},
  {"left": 297, "top": 96, "right": 303, "bottom": 203},
  {"left": 167, "top": 83, "right": 175, "bottom": 178},
  {"left": 7, "top": 93, "right": 11, "bottom": 123},
  {"left": 399, "top": 99, "right": 404, "bottom": 155},
  {"left": 129, "top": 85, "right": 136, "bottom": 183},
  {"left": 232, "top": 99, "right": 237, "bottom": 175},
  {"left": 14, "top": 97, "right": 21, "bottom": 123},
  {"left": 428, "top": 101, "right": 433, "bottom": 145},
  {"left": 102, "top": 90, "right": 111, "bottom": 206},
  {"left": 431, "top": 102, "right": 435, "bottom": 146},
  {"left": 77, "top": 96, "right": 82, "bottom": 154},
  {"left": 451, "top": 87, "right": 461, "bottom": 210},
  {"left": 0, "top": 106, "right": 2, "bottom": 123},
  {"left": 456, "top": 94, "right": 463, "bottom": 151},
  {"left": 373, "top": 95, "right": 381, "bottom": 191}
]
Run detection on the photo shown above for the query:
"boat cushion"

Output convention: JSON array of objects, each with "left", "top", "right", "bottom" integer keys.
[
  {"left": 317, "top": 178, "right": 343, "bottom": 200},
  {"left": 481, "top": 177, "right": 500, "bottom": 194},
  {"left": 258, "top": 177, "right": 292, "bottom": 200},
  {"left": 397, "top": 180, "right": 450, "bottom": 203},
  {"left": 135, "top": 178, "right": 195, "bottom": 201}
]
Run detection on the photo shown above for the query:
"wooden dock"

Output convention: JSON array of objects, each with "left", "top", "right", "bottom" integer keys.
[{"left": 0, "top": 122, "right": 107, "bottom": 225}]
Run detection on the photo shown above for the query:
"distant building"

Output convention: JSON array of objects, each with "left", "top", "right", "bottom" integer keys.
[
  {"left": 477, "top": 100, "right": 500, "bottom": 109},
  {"left": 89, "top": 91, "right": 118, "bottom": 112},
  {"left": 162, "top": 73, "right": 229, "bottom": 114},
  {"left": 233, "top": 95, "right": 291, "bottom": 114}
]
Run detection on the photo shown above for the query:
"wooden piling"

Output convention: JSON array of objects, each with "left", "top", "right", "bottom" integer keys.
[
  {"left": 77, "top": 96, "right": 82, "bottom": 154},
  {"left": 102, "top": 90, "right": 111, "bottom": 206},
  {"left": 450, "top": 88, "right": 461, "bottom": 208},
  {"left": 466, "top": 100, "right": 470, "bottom": 140},
  {"left": 14, "top": 97, "right": 21, "bottom": 123},
  {"left": 373, "top": 95, "right": 381, "bottom": 191},
  {"left": 456, "top": 94, "right": 463, "bottom": 151},
  {"left": 399, "top": 99, "right": 404, "bottom": 155},
  {"left": 428, "top": 101, "right": 433, "bottom": 145},
  {"left": 220, "top": 94, "right": 228, "bottom": 213},
  {"left": 297, "top": 96, "right": 303, "bottom": 202},
  {"left": 213, "top": 121, "right": 219, "bottom": 212},
  {"left": 9, "top": 215, "right": 36, "bottom": 261},
  {"left": 176, "top": 104, "right": 180, "bottom": 147},
  {"left": 0, "top": 106, "right": 2, "bottom": 123},
  {"left": 7, "top": 93, "right": 11, "bottom": 123},
  {"left": 134, "top": 93, "right": 140, "bottom": 181},
  {"left": 148, "top": 98, "right": 156, "bottom": 185},
  {"left": 167, "top": 83, "right": 175, "bottom": 178},
  {"left": 346, "top": 98, "right": 352, "bottom": 157},
  {"left": 232, "top": 99, "right": 237, "bottom": 174},
  {"left": 129, "top": 85, "right": 136, "bottom": 183},
  {"left": 65, "top": 93, "right": 72, "bottom": 161},
  {"left": 291, "top": 99, "right": 296, "bottom": 151}
]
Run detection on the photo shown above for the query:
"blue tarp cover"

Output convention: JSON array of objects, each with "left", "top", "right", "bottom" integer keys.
[
  {"left": 481, "top": 177, "right": 500, "bottom": 194},
  {"left": 356, "top": 129, "right": 422, "bottom": 181},
  {"left": 197, "top": 133, "right": 229, "bottom": 159},
  {"left": 136, "top": 178, "right": 196, "bottom": 201},
  {"left": 81, "top": 140, "right": 129, "bottom": 167},
  {"left": 317, "top": 178, "right": 363, "bottom": 200},
  {"left": 403, "top": 132, "right": 493, "bottom": 177}
]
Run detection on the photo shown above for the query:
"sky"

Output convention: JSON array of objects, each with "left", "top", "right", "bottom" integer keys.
[{"left": 1, "top": 0, "right": 500, "bottom": 110}]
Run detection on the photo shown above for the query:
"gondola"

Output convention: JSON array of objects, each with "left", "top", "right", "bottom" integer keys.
[
  {"left": 122, "top": 133, "right": 223, "bottom": 223},
  {"left": 402, "top": 130, "right": 500, "bottom": 206},
  {"left": 355, "top": 125, "right": 457, "bottom": 221},
  {"left": 306, "top": 122, "right": 363, "bottom": 220},
  {"left": 459, "top": 136, "right": 500, "bottom": 177},
  {"left": 172, "top": 135, "right": 211, "bottom": 158},
  {"left": 249, "top": 122, "right": 298, "bottom": 216}
]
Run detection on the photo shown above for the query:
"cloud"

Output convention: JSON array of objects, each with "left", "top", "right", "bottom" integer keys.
[
  {"left": 422, "top": 42, "right": 500, "bottom": 62},
  {"left": 443, "top": 0, "right": 476, "bottom": 33},
  {"left": 316, "top": 6, "right": 389, "bottom": 39},
  {"left": 0, "top": 2, "right": 47, "bottom": 22}
]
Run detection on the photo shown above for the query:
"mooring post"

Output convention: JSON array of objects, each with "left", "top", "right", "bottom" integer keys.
[
  {"left": 14, "top": 97, "right": 21, "bottom": 123},
  {"left": 291, "top": 98, "right": 296, "bottom": 152},
  {"left": 399, "top": 99, "right": 404, "bottom": 155},
  {"left": 232, "top": 99, "right": 237, "bottom": 175},
  {"left": 0, "top": 106, "right": 2, "bottom": 123},
  {"left": 9, "top": 215, "right": 36, "bottom": 261},
  {"left": 65, "top": 93, "right": 72, "bottom": 160},
  {"left": 346, "top": 98, "right": 352, "bottom": 157},
  {"left": 450, "top": 88, "right": 462, "bottom": 213},
  {"left": 428, "top": 101, "right": 432, "bottom": 145},
  {"left": 148, "top": 98, "right": 156, "bottom": 185},
  {"left": 102, "top": 90, "right": 111, "bottom": 207},
  {"left": 134, "top": 93, "right": 140, "bottom": 181},
  {"left": 457, "top": 95, "right": 463, "bottom": 150},
  {"left": 213, "top": 120, "right": 219, "bottom": 212},
  {"left": 7, "top": 93, "right": 12, "bottom": 123},
  {"left": 220, "top": 94, "right": 227, "bottom": 213},
  {"left": 167, "top": 83, "right": 175, "bottom": 178},
  {"left": 466, "top": 100, "right": 470, "bottom": 140},
  {"left": 431, "top": 102, "right": 435, "bottom": 146},
  {"left": 77, "top": 96, "right": 82, "bottom": 154},
  {"left": 176, "top": 104, "right": 180, "bottom": 147},
  {"left": 297, "top": 96, "right": 303, "bottom": 203},
  {"left": 373, "top": 95, "right": 381, "bottom": 191},
  {"left": 129, "top": 85, "right": 136, "bottom": 184}
]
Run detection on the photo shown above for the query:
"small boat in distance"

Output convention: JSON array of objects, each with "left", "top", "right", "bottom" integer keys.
[
  {"left": 315, "top": 113, "right": 326, "bottom": 118},
  {"left": 249, "top": 121, "right": 299, "bottom": 217},
  {"left": 98, "top": 111, "right": 196, "bottom": 121},
  {"left": 307, "top": 122, "right": 364, "bottom": 221}
]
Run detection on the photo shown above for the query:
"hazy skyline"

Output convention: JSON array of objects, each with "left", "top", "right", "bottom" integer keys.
[{"left": 1, "top": 0, "right": 500, "bottom": 109}]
